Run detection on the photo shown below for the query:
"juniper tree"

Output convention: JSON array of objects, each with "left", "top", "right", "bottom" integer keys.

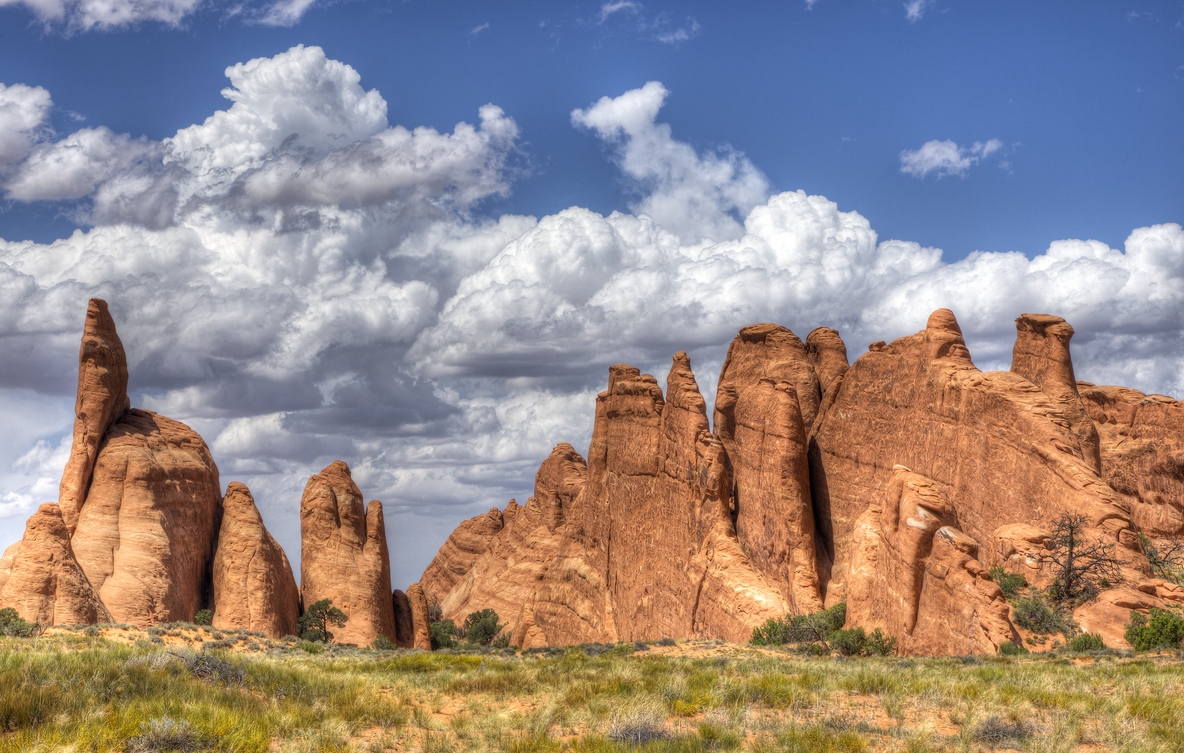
[{"left": 1041, "top": 512, "right": 1122, "bottom": 603}]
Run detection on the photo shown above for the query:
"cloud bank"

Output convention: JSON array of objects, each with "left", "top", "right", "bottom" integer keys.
[{"left": 1, "top": 46, "right": 1181, "bottom": 583}]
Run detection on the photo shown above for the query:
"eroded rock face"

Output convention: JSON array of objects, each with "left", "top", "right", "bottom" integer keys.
[
  {"left": 392, "top": 589, "right": 414, "bottom": 648},
  {"left": 70, "top": 409, "right": 222, "bottom": 626},
  {"left": 419, "top": 507, "right": 504, "bottom": 606},
  {"left": 1079, "top": 385, "right": 1184, "bottom": 538},
  {"left": 211, "top": 482, "right": 300, "bottom": 638},
  {"left": 407, "top": 582, "right": 432, "bottom": 650},
  {"left": 59, "top": 299, "right": 131, "bottom": 534},
  {"left": 0, "top": 504, "right": 111, "bottom": 627},
  {"left": 847, "top": 468, "right": 1019, "bottom": 655},
  {"left": 299, "top": 461, "right": 396, "bottom": 646},
  {"left": 811, "top": 309, "right": 1138, "bottom": 599}
]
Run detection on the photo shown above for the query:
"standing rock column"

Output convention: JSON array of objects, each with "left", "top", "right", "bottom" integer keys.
[
  {"left": 299, "top": 461, "right": 397, "bottom": 646},
  {"left": 59, "top": 299, "right": 130, "bottom": 534},
  {"left": 392, "top": 589, "right": 415, "bottom": 648},
  {"left": 211, "top": 482, "right": 300, "bottom": 638},
  {"left": 407, "top": 582, "right": 432, "bottom": 650}
]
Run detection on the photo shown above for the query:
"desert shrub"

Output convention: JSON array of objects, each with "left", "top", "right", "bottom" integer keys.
[
  {"left": 998, "top": 641, "right": 1028, "bottom": 656},
  {"left": 751, "top": 603, "right": 847, "bottom": 651},
  {"left": 126, "top": 716, "right": 205, "bottom": 753},
  {"left": 831, "top": 628, "right": 867, "bottom": 657},
  {"left": 1066, "top": 632, "right": 1106, "bottom": 652},
  {"left": 372, "top": 635, "right": 397, "bottom": 651},
  {"left": 297, "top": 641, "right": 323, "bottom": 654},
  {"left": 1011, "top": 595, "right": 1071, "bottom": 635},
  {"left": 430, "top": 618, "right": 457, "bottom": 650},
  {"left": 173, "top": 650, "right": 245, "bottom": 684},
  {"left": 973, "top": 714, "right": 1032, "bottom": 746},
  {"left": 606, "top": 707, "right": 668, "bottom": 744},
  {"left": 656, "top": 637, "right": 677, "bottom": 647},
  {"left": 0, "top": 608, "right": 40, "bottom": 637},
  {"left": 192, "top": 609, "right": 212, "bottom": 626},
  {"left": 298, "top": 599, "right": 347, "bottom": 643},
  {"left": 1125, "top": 608, "right": 1184, "bottom": 651},
  {"left": 863, "top": 628, "right": 896, "bottom": 656},
  {"left": 987, "top": 567, "right": 1028, "bottom": 599},
  {"left": 463, "top": 609, "right": 505, "bottom": 646}
]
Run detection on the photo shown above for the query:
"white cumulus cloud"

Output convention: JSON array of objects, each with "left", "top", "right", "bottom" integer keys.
[
  {"left": 0, "top": 83, "right": 53, "bottom": 166},
  {"left": 900, "top": 138, "right": 1003, "bottom": 179}
]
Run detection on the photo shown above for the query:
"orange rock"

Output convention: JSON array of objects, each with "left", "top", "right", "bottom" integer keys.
[
  {"left": 805, "top": 326, "right": 850, "bottom": 427},
  {"left": 392, "top": 589, "right": 414, "bottom": 647},
  {"left": 1078, "top": 384, "right": 1184, "bottom": 537},
  {"left": 211, "top": 482, "right": 300, "bottom": 638},
  {"left": 1073, "top": 587, "right": 1167, "bottom": 649},
  {"left": 70, "top": 409, "right": 222, "bottom": 626},
  {"left": 0, "top": 503, "right": 110, "bottom": 627},
  {"left": 58, "top": 299, "right": 131, "bottom": 535},
  {"left": 847, "top": 467, "right": 1019, "bottom": 655},
  {"left": 0, "top": 541, "right": 18, "bottom": 594},
  {"left": 406, "top": 582, "right": 432, "bottom": 650},
  {"left": 299, "top": 461, "right": 397, "bottom": 646},
  {"left": 419, "top": 506, "right": 504, "bottom": 606}
]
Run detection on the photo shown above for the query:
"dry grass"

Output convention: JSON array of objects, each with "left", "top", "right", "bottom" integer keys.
[{"left": 2, "top": 627, "right": 1183, "bottom": 752}]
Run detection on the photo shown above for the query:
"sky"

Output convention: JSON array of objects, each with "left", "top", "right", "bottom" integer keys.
[{"left": 0, "top": 0, "right": 1182, "bottom": 589}]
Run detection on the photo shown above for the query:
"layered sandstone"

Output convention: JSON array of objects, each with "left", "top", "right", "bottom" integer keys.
[
  {"left": 70, "top": 409, "right": 222, "bottom": 626},
  {"left": 300, "top": 461, "right": 397, "bottom": 645},
  {"left": 847, "top": 467, "right": 1019, "bottom": 655},
  {"left": 58, "top": 299, "right": 131, "bottom": 534},
  {"left": 407, "top": 582, "right": 432, "bottom": 650},
  {"left": 211, "top": 482, "right": 300, "bottom": 638},
  {"left": 419, "top": 506, "right": 504, "bottom": 605},
  {"left": 1078, "top": 385, "right": 1184, "bottom": 538},
  {"left": 0, "top": 504, "right": 111, "bottom": 627}
]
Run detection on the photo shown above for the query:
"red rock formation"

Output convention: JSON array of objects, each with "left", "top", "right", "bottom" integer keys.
[
  {"left": 804, "top": 326, "right": 849, "bottom": 426},
  {"left": 811, "top": 309, "right": 1139, "bottom": 603},
  {"left": 419, "top": 507, "right": 504, "bottom": 605},
  {"left": 211, "top": 482, "right": 300, "bottom": 638},
  {"left": 1011, "top": 314, "right": 1101, "bottom": 473},
  {"left": 1078, "top": 384, "right": 1184, "bottom": 537},
  {"left": 59, "top": 299, "right": 131, "bottom": 534},
  {"left": 299, "top": 461, "right": 396, "bottom": 646},
  {"left": 0, "top": 503, "right": 111, "bottom": 627},
  {"left": 407, "top": 582, "right": 432, "bottom": 650},
  {"left": 69, "top": 409, "right": 222, "bottom": 626},
  {"left": 392, "top": 589, "right": 414, "bottom": 648},
  {"left": 0, "top": 542, "right": 18, "bottom": 595},
  {"left": 847, "top": 467, "right": 1019, "bottom": 655}
]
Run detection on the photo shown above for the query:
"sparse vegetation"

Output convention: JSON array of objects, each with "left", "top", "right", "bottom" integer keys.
[
  {"left": 192, "top": 608, "right": 213, "bottom": 626},
  {"left": 1065, "top": 632, "right": 1106, "bottom": 652},
  {"left": 462, "top": 608, "right": 506, "bottom": 646},
  {"left": 751, "top": 603, "right": 848, "bottom": 653},
  {"left": 1011, "top": 593, "right": 1074, "bottom": 636},
  {"left": 297, "top": 598, "right": 348, "bottom": 643},
  {"left": 0, "top": 607, "right": 40, "bottom": 637},
  {"left": 1139, "top": 532, "right": 1184, "bottom": 585},
  {"left": 1125, "top": 608, "right": 1184, "bottom": 651},
  {"left": 430, "top": 617, "right": 458, "bottom": 649},
  {"left": 987, "top": 566, "right": 1028, "bottom": 599},
  {"left": 3, "top": 624, "right": 1184, "bottom": 751},
  {"left": 1041, "top": 511, "right": 1122, "bottom": 604},
  {"left": 372, "top": 634, "right": 397, "bottom": 650}
]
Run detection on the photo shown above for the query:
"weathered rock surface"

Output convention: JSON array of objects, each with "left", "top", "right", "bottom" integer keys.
[
  {"left": 59, "top": 299, "right": 131, "bottom": 534},
  {"left": 300, "top": 461, "right": 396, "bottom": 646},
  {"left": 0, "top": 504, "right": 111, "bottom": 627},
  {"left": 407, "top": 582, "right": 432, "bottom": 650},
  {"left": 419, "top": 506, "right": 504, "bottom": 605},
  {"left": 1079, "top": 384, "right": 1184, "bottom": 537},
  {"left": 847, "top": 467, "right": 1019, "bottom": 655},
  {"left": 0, "top": 541, "right": 19, "bottom": 595},
  {"left": 70, "top": 409, "right": 222, "bottom": 626},
  {"left": 1073, "top": 587, "right": 1168, "bottom": 649},
  {"left": 811, "top": 309, "right": 1139, "bottom": 602},
  {"left": 392, "top": 589, "right": 415, "bottom": 648},
  {"left": 211, "top": 482, "right": 299, "bottom": 638}
]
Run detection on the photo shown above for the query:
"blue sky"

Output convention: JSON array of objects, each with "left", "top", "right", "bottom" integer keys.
[{"left": 1, "top": 0, "right": 1182, "bottom": 585}]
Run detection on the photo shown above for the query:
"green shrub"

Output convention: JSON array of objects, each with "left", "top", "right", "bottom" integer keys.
[
  {"left": 998, "top": 641, "right": 1029, "bottom": 656},
  {"left": 193, "top": 609, "right": 213, "bottom": 626},
  {"left": 751, "top": 602, "right": 848, "bottom": 650},
  {"left": 430, "top": 619, "right": 457, "bottom": 650},
  {"left": 372, "top": 635, "right": 397, "bottom": 651},
  {"left": 988, "top": 567, "right": 1028, "bottom": 599},
  {"left": 1011, "top": 595, "right": 1071, "bottom": 635},
  {"left": 1125, "top": 608, "right": 1184, "bottom": 651},
  {"left": 1066, "top": 632, "right": 1106, "bottom": 652},
  {"left": 462, "top": 609, "right": 505, "bottom": 646},
  {"left": 656, "top": 637, "right": 677, "bottom": 647},
  {"left": 0, "top": 608, "right": 40, "bottom": 637},
  {"left": 298, "top": 599, "right": 347, "bottom": 643},
  {"left": 864, "top": 628, "right": 897, "bottom": 656},
  {"left": 830, "top": 628, "right": 867, "bottom": 657}
]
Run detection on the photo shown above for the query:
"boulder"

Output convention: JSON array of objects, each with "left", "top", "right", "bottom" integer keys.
[
  {"left": 392, "top": 589, "right": 415, "bottom": 648},
  {"left": 1073, "top": 587, "right": 1167, "bottom": 649},
  {"left": 211, "top": 482, "right": 300, "bottom": 638},
  {"left": 407, "top": 582, "right": 432, "bottom": 650},
  {"left": 69, "top": 409, "right": 222, "bottom": 626},
  {"left": 1078, "top": 384, "right": 1184, "bottom": 538},
  {"left": 58, "top": 299, "right": 131, "bottom": 535},
  {"left": 299, "top": 461, "right": 397, "bottom": 646},
  {"left": 0, "top": 503, "right": 110, "bottom": 627},
  {"left": 846, "top": 467, "right": 1019, "bottom": 655}
]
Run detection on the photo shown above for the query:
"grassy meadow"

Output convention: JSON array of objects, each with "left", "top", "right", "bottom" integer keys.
[{"left": 1, "top": 625, "right": 1183, "bottom": 753}]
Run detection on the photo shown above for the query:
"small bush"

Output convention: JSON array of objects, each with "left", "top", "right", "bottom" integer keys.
[
  {"left": 372, "top": 635, "right": 397, "bottom": 651},
  {"left": 0, "top": 608, "right": 40, "bottom": 637},
  {"left": 864, "top": 628, "right": 897, "bottom": 656},
  {"left": 656, "top": 637, "right": 677, "bottom": 647},
  {"left": 126, "top": 716, "right": 204, "bottom": 753},
  {"left": 998, "top": 641, "right": 1028, "bottom": 656},
  {"left": 988, "top": 567, "right": 1028, "bottom": 599},
  {"left": 751, "top": 602, "right": 847, "bottom": 650},
  {"left": 462, "top": 609, "right": 505, "bottom": 646},
  {"left": 606, "top": 708, "right": 668, "bottom": 744},
  {"left": 1125, "top": 608, "right": 1184, "bottom": 651},
  {"left": 193, "top": 609, "right": 212, "bottom": 626},
  {"left": 1011, "top": 595, "right": 1071, "bottom": 635},
  {"left": 430, "top": 619, "right": 457, "bottom": 650},
  {"left": 973, "top": 714, "right": 1032, "bottom": 746},
  {"left": 1066, "top": 632, "right": 1106, "bottom": 652},
  {"left": 296, "top": 641, "right": 322, "bottom": 654},
  {"left": 831, "top": 628, "right": 867, "bottom": 657}
]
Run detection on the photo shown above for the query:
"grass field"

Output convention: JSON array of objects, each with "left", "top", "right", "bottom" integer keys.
[{"left": 1, "top": 626, "right": 1183, "bottom": 752}]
